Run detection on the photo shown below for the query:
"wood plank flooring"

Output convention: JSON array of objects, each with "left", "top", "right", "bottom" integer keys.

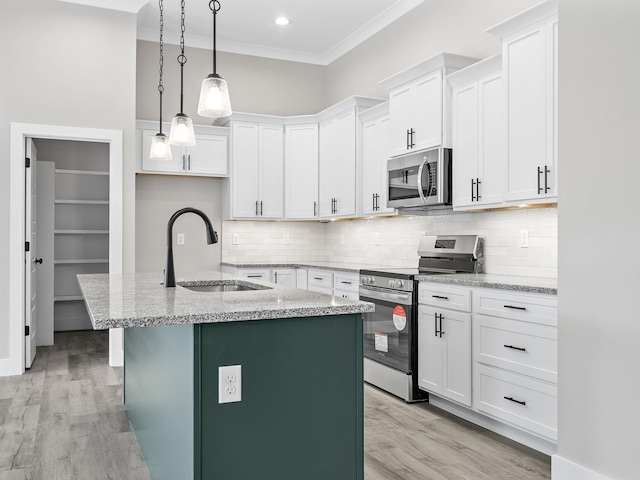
[{"left": 0, "top": 331, "right": 550, "bottom": 480}]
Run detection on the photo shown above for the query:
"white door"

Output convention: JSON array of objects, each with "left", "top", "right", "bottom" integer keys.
[
  {"left": 284, "top": 124, "right": 318, "bottom": 220},
  {"left": 258, "top": 124, "right": 284, "bottom": 219},
  {"left": 25, "top": 139, "right": 38, "bottom": 368}
]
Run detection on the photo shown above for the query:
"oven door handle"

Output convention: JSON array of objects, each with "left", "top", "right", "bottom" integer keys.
[
  {"left": 416, "top": 156, "right": 428, "bottom": 204},
  {"left": 359, "top": 287, "right": 412, "bottom": 305}
]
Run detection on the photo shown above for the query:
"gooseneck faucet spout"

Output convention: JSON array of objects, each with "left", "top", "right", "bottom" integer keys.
[{"left": 165, "top": 207, "right": 218, "bottom": 288}]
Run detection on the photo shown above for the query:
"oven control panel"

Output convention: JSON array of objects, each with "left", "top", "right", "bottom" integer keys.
[{"left": 360, "top": 274, "right": 414, "bottom": 292}]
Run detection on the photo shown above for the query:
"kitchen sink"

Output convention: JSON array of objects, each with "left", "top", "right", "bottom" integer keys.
[{"left": 178, "top": 281, "right": 271, "bottom": 293}]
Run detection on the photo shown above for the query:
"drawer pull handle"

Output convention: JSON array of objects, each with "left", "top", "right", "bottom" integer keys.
[
  {"left": 340, "top": 281, "right": 352, "bottom": 285},
  {"left": 504, "top": 305, "right": 526, "bottom": 311},
  {"left": 247, "top": 275, "right": 262, "bottom": 278},
  {"left": 504, "top": 396, "right": 526, "bottom": 406},
  {"left": 432, "top": 295, "right": 449, "bottom": 300},
  {"left": 504, "top": 344, "right": 526, "bottom": 352},
  {"left": 313, "top": 277, "right": 323, "bottom": 281}
]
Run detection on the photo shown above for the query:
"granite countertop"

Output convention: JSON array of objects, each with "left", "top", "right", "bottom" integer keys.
[
  {"left": 416, "top": 273, "right": 557, "bottom": 295},
  {"left": 221, "top": 261, "right": 384, "bottom": 274},
  {"left": 77, "top": 271, "right": 375, "bottom": 330}
]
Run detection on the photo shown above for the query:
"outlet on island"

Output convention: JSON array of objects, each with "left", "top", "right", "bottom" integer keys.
[{"left": 219, "top": 365, "right": 242, "bottom": 404}]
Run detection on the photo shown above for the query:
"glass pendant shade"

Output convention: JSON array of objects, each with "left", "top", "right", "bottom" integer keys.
[
  {"left": 149, "top": 133, "right": 173, "bottom": 160},
  {"left": 169, "top": 114, "right": 196, "bottom": 146},
  {"left": 197, "top": 74, "right": 232, "bottom": 118}
]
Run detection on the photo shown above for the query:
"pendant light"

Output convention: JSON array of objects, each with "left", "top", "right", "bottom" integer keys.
[
  {"left": 149, "top": 0, "right": 172, "bottom": 160},
  {"left": 169, "top": 0, "right": 196, "bottom": 146},
  {"left": 197, "top": 0, "right": 232, "bottom": 118}
]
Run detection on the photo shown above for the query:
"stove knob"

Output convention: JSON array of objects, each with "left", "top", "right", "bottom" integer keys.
[{"left": 396, "top": 279, "right": 404, "bottom": 289}]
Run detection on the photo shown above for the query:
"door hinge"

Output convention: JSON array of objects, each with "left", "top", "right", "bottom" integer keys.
[
  {"left": 25, "top": 325, "right": 29, "bottom": 336},
  {"left": 25, "top": 241, "right": 30, "bottom": 252},
  {"left": 25, "top": 157, "right": 31, "bottom": 168}
]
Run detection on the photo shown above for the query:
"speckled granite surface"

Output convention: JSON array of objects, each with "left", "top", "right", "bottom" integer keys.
[
  {"left": 415, "top": 273, "right": 557, "bottom": 295},
  {"left": 77, "top": 271, "right": 375, "bottom": 330},
  {"left": 221, "top": 261, "right": 384, "bottom": 274}
]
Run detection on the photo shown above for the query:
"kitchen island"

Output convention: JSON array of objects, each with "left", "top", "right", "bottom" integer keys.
[{"left": 78, "top": 271, "right": 374, "bottom": 480}]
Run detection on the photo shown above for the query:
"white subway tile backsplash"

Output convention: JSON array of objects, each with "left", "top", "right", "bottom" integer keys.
[{"left": 221, "top": 206, "right": 557, "bottom": 278}]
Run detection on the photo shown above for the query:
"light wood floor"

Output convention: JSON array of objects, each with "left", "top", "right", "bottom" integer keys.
[{"left": 0, "top": 331, "right": 550, "bottom": 479}]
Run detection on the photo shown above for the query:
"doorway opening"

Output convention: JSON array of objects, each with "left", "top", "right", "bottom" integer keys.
[{"left": 5, "top": 123, "right": 123, "bottom": 377}]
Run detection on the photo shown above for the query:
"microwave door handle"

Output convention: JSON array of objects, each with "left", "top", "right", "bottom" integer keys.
[{"left": 416, "top": 156, "right": 428, "bottom": 204}]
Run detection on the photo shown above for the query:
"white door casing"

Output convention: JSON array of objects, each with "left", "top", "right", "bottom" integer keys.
[{"left": 6, "top": 123, "right": 124, "bottom": 377}]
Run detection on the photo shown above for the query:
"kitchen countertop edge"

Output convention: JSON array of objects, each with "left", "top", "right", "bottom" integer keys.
[{"left": 416, "top": 273, "right": 557, "bottom": 295}]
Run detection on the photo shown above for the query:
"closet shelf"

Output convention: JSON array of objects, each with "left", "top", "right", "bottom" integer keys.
[
  {"left": 54, "top": 259, "right": 109, "bottom": 265},
  {"left": 55, "top": 199, "right": 109, "bottom": 205},
  {"left": 54, "top": 295, "right": 85, "bottom": 302},
  {"left": 55, "top": 169, "right": 109, "bottom": 176},
  {"left": 54, "top": 229, "right": 109, "bottom": 235}
]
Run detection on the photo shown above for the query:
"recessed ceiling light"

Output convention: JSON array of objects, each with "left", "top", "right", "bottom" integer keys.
[{"left": 275, "top": 17, "right": 291, "bottom": 26}]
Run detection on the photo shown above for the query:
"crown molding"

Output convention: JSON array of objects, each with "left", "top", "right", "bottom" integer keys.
[{"left": 58, "top": 0, "right": 149, "bottom": 14}]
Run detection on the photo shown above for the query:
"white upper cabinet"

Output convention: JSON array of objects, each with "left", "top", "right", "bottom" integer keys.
[
  {"left": 230, "top": 119, "right": 284, "bottom": 220},
  {"left": 487, "top": 0, "right": 557, "bottom": 205},
  {"left": 318, "top": 96, "right": 385, "bottom": 220},
  {"left": 360, "top": 102, "right": 396, "bottom": 216},
  {"left": 285, "top": 122, "right": 319, "bottom": 220},
  {"left": 449, "top": 54, "right": 506, "bottom": 210},
  {"left": 380, "top": 53, "right": 479, "bottom": 157},
  {"left": 137, "top": 121, "right": 228, "bottom": 177}
]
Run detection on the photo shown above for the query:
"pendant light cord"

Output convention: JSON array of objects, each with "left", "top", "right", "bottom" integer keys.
[
  {"left": 210, "top": 0, "right": 220, "bottom": 75},
  {"left": 178, "top": 0, "right": 187, "bottom": 114},
  {"left": 158, "top": 0, "right": 165, "bottom": 134}
]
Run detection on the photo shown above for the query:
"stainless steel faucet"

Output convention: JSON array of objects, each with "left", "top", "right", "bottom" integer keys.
[{"left": 165, "top": 207, "right": 218, "bottom": 288}]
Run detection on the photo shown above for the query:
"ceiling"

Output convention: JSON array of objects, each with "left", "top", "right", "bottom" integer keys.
[{"left": 135, "top": 0, "right": 425, "bottom": 65}]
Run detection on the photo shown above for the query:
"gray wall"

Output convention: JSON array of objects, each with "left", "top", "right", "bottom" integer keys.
[
  {"left": 135, "top": 175, "right": 222, "bottom": 275},
  {"left": 324, "top": 0, "right": 541, "bottom": 104},
  {"left": 0, "top": 0, "right": 137, "bottom": 360},
  {"left": 558, "top": 1, "right": 640, "bottom": 478}
]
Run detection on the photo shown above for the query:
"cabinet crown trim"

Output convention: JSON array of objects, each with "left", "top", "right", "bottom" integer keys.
[
  {"left": 446, "top": 54, "right": 502, "bottom": 87},
  {"left": 486, "top": 0, "right": 557, "bottom": 39},
  {"left": 379, "top": 52, "right": 479, "bottom": 90}
]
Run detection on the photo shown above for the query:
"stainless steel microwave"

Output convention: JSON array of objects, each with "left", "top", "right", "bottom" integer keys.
[{"left": 387, "top": 148, "right": 452, "bottom": 210}]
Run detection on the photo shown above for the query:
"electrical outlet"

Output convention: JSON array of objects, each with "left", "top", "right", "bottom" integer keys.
[
  {"left": 232, "top": 233, "right": 240, "bottom": 245},
  {"left": 177, "top": 233, "right": 185, "bottom": 245},
  {"left": 374, "top": 233, "right": 380, "bottom": 246},
  {"left": 283, "top": 234, "right": 290, "bottom": 245},
  {"left": 520, "top": 229, "right": 529, "bottom": 248},
  {"left": 219, "top": 365, "right": 242, "bottom": 404}
]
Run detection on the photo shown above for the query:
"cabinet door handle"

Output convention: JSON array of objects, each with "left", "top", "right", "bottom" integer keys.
[
  {"left": 406, "top": 129, "right": 411, "bottom": 150},
  {"left": 439, "top": 313, "right": 444, "bottom": 337},
  {"left": 313, "top": 201, "right": 317, "bottom": 217},
  {"left": 260, "top": 201, "right": 263, "bottom": 216},
  {"left": 434, "top": 312, "right": 439, "bottom": 337},
  {"left": 274, "top": 272, "right": 278, "bottom": 283},
  {"left": 537, "top": 166, "right": 543, "bottom": 194},
  {"left": 471, "top": 178, "right": 476, "bottom": 201},
  {"left": 255, "top": 201, "right": 258, "bottom": 216},
  {"left": 410, "top": 128, "right": 415, "bottom": 148},
  {"left": 476, "top": 178, "right": 481, "bottom": 201},
  {"left": 504, "top": 304, "right": 526, "bottom": 311},
  {"left": 504, "top": 396, "right": 526, "bottom": 406},
  {"left": 432, "top": 295, "right": 449, "bottom": 300},
  {"left": 35, "top": 258, "right": 43, "bottom": 264},
  {"left": 182, "top": 154, "right": 186, "bottom": 171},
  {"left": 504, "top": 344, "right": 527, "bottom": 352},
  {"left": 187, "top": 154, "right": 191, "bottom": 170},
  {"left": 544, "top": 166, "right": 551, "bottom": 193}
]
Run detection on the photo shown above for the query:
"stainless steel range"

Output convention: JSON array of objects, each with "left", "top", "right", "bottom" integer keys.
[{"left": 359, "top": 235, "right": 483, "bottom": 402}]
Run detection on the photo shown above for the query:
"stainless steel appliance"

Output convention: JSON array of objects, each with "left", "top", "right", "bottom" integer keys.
[
  {"left": 387, "top": 147, "right": 452, "bottom": 211},
  {"left": 360, "top": 235, "right": 483, "bottom": 402}
]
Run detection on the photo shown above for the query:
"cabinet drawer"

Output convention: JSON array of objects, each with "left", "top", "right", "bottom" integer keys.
[
  {"left": 419, "top": 283, "right": 471, "bottom": 312},
  {"left": 238, "top": 269, "right": 270, "bottom": 281},
  {"left": 473, "top": 289, "right": 557, "bottom": 326},
  {"left": 333, "top": 273, "right": 359, "bottom": 294},
  {"left": 475, "top": 314, "right": 557, "bottom": 383},
  {"left": 307, "top": 270, "right": 333, "bottom": 289},
  {"left": 474, "top": 365, "right": 557, "bottom": 441}
]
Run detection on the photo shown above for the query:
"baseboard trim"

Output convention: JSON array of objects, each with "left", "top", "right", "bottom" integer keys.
[
  {"left": 552, "top": 455, "right": 612, "bottom": 480},
  {"left": 428, "top": 395, "right": 557, "bottom": 455},
  {"left": 0, "top": 358, "right": 18, "bottom": 377}
]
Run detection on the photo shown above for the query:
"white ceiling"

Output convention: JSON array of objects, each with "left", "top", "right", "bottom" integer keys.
[{"left": 135, "top": 0, "right": 425, "bottom": 65}]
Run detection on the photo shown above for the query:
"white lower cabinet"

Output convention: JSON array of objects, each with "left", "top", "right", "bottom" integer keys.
[
  {"left": 333, "top": 272, "right": 359, "bottom": 299},
  {"left": 236, "top": 268, "right": 270, "bottom": 281},
  {"left": 307, "top": 269, "right": 333, "bottom": 295},
  {"left": 418, "top": 284, "right": 472, "bottom": 407},
  {"left": 472, "top": 288, "right": 558, "bottom": 442},
  {"left": 271, "top": 268, "right": 296, "bottom": 288}
]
